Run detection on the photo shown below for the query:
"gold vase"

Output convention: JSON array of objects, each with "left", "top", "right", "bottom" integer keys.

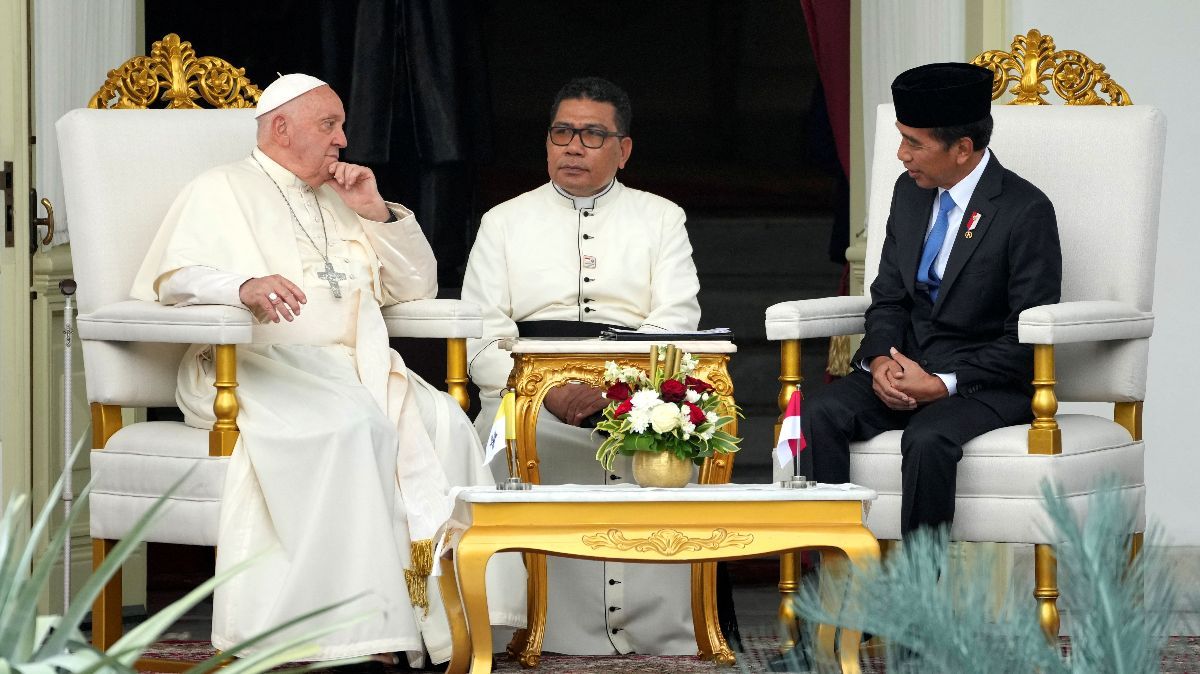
[{"left": 631, "top": 451, "right": 694, "bottom": 488}]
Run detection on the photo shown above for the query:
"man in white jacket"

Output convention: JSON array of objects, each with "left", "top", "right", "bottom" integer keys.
[{"left": 460, "top": 77, "right": 702, "bottom": 655}]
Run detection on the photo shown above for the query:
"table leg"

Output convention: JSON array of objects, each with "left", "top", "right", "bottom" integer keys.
[
  {"left": 456, "top": 542, "right": 496, "bottom": 674},
  {"left": 692, "top": 561, "right": 735, "bottom": 664},
  {"left": 828, "top": 533, "right": 881, "bottom": 674},
  {"left": 518, "top": 552, "right": 547, "bottom": 668},
  {"left": 439, "top": 554, "right": 471, "bottom": 674}
]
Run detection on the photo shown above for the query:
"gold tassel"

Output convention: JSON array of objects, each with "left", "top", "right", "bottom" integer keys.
[
  {"left": 827, "top": 335, "right": 853, "bottom": 378},
  {"left": 404, "top": 539, "right": 434, "bottom": 615}
]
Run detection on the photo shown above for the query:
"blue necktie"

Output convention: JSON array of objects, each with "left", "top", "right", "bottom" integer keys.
[{"left": 917, "top": 191, "right": 956, "bottom": 302}]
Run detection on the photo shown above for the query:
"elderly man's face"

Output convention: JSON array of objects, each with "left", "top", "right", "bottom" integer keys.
[
  {"left": 546, "top": 98, "right": 632, "bottom": 196},
  {"left": 287, "top": 86, "right": 348, "bottom": 185}
]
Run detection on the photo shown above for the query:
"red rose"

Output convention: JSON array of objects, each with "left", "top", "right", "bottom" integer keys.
[
  {"left": 685, "top": 376, "right": 714, "bottom": 394},
  {"left": 684, "top": 401, "right": 706, "bottom": 425},
  {"left": 660, "top": 379, "right": 687, "bottom": 403},
  {"left": 614, "top": 400, "right": 633, "bottom": 417},
  {"left": 606, "top": 382, "right": 633, "bottom": 401}
]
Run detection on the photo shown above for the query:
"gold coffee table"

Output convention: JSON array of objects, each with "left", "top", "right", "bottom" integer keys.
[{"left": 438, "top": 484, "right": 879, "bottom": 674}]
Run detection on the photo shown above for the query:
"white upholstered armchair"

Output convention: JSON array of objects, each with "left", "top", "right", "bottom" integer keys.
[
  {"left": 766, "top": 98, "right": 1164, "bottom": 636},
  {"left": 57, "top": 67, "right": 481, "bottom": 654}
]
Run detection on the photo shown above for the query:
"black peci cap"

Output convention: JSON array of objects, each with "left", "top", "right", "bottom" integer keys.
[{"left": 891, "top": 62, "right": 994, "bottom": 128}]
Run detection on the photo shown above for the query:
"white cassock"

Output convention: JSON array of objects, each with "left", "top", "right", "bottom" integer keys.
[
  {"left": 460, "top": 179, "right": 702, "bottom": 655},
  {"left": 130, "top": 148, "right": 525, "bottom": 665}
]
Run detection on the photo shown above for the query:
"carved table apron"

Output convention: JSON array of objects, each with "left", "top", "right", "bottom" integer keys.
[{"left": 439, "top": 484, "right": 879, "bottom": 674}]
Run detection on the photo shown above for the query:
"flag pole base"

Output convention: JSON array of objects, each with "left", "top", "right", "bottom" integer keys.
[
  {"left": 778, "top": 478, "right": 815, "bottom": 489},
  {"left": 498, "top": 477, "right": 533, "bottom": 491}
]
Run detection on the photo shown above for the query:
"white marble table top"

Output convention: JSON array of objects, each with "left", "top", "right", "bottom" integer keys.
[
  {"left": 451, "top": 482, "right": 876, "bottom": 504},
  {"left": 500, "top": 337, "right": 737, "bottom": 355}
]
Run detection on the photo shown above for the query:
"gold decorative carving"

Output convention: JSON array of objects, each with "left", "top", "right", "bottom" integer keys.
[
  {"left": 89, "top": 33, "right": 262, "bottom": 110},
  {"left": 972, "top": 28, "right": 1131, "bottom": 106},
  {"left": 582, "top": 528, "right": 754, "bottom": 556}
]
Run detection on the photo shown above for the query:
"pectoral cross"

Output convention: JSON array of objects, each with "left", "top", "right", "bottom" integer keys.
[{"left": 317, "top": 261, "right": 348, "bottom": 298}]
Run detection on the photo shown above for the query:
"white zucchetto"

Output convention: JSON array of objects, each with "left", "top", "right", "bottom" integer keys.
[{"left": 254, "top": 73, "right": 328, "bottom": 118}]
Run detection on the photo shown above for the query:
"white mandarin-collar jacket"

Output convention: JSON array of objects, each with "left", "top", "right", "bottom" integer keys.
[{"left": 462, "top": 179, "right": 701, "bottom": 397}]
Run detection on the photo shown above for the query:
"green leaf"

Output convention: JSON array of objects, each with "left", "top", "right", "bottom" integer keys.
[
  {"left": 183, "top": 595, "right": 369, "bottom": 674},
  {"left": 2, "top": 479, "right": 94, "bottom": 660},
  {"left": 38, "top": 470, "right": 191, "bottom": 657},
  {"left": 102, "top": 554, "right": 262, "bottom": 666}
]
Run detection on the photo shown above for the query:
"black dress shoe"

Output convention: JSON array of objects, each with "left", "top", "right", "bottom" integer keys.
[{"left": 766, "top": 645, "right": 811, "bottom": 672}]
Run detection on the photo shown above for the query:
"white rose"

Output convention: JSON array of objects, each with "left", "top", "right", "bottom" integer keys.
[{"left": 650, "top": 403, "right": 681, "bottom": 433}]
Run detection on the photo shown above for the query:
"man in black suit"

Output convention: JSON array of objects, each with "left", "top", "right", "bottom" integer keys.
[{"left": 803, "top": 63, "right": 1062, "bottom": 535}]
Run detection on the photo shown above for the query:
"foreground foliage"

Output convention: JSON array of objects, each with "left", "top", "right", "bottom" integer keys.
[
  {"left": 774, "top": 479, "right": 1191, "bottom": 673},
  {"left": 0, "top": 448, "right": 367, "bottom": 674}
]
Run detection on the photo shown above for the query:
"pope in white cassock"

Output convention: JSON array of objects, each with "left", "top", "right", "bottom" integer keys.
[
  {"left": 461, "top": 77, "right": 703, "bottom": 655},
  {"left": 130, "top": 74, "right": 524, "bottom": 666}
]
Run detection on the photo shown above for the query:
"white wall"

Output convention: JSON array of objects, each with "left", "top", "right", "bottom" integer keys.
[
  {"left": 33, "top": 0, "right": 137, "bottom": 246},
  {"left": 1007, "top": 1, "right": 1200, "bottom": 544}
]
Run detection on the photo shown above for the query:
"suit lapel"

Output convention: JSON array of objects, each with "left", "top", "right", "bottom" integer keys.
[{"left": 934, "top": 154, "right": 1004, "bottom": 311}]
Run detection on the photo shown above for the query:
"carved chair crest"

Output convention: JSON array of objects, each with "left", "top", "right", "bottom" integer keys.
[
  {"left": 972, "top": 28, "right": 1131, "bottom": 106},
  {"left": 89, "top": 33, "right": 260, "bottom": 110}
]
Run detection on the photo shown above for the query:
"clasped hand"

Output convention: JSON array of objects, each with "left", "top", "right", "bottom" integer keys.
[
  {"left": 544, "top": 382, "right": 608, "bottom": 427},
  {"left": 870, "top": 347, "right": 948, "bottom": 410}
]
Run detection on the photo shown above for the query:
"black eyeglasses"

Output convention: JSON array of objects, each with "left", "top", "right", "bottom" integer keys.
[{"left": 547, "top": 125, "right": 627, "bottom": 149}]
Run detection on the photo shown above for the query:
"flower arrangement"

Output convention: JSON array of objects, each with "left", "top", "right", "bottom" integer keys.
[{"left": 594, "top": 344, "right": 740, "bottom": 471}]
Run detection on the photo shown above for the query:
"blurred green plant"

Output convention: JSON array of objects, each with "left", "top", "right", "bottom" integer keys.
[
  {"left": 758, "top": 478, "right": 1191, "bottom": 673},
  {"left": 0, "top": 448, "right": 370, "bottom": 674}
]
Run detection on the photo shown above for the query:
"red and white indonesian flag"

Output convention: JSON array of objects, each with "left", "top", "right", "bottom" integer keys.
[{"left": 773, "top": 390, "right": 806, "bottom": 468}]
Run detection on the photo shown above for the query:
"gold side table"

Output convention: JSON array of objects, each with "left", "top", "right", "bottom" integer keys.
[
  {"left": 439, "top": 484, "right": 880, "bottom": 674},
  {"left": 501, "top": 338, "right": 738, "bottom": 665}
]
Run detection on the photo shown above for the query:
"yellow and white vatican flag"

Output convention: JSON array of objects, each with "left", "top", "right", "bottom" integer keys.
[{"left": 482, "top": 390, "right": 515, "bottom": 466}]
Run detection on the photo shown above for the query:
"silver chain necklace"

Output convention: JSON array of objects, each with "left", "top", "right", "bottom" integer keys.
[{"left": 252, "top": 154, "right": 347, "bottom": 298}]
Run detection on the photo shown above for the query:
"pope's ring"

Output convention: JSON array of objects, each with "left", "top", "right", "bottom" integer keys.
[{"left": 267, "top": 292, "right": 280, "bottom": 303}]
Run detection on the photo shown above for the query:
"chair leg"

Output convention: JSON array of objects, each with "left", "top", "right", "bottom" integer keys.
[
  {"left": 777, "top": 552, "right": 801, "bottom": 653},
  {"left": 1128, "top": 531, "right": 1143, "bottom": 567},
  {"left": 1034, "top": 544, "right": 1059, "bottom": 642},
  {"left": 91, "top": 538, "right": 123, "bottom": 650}
]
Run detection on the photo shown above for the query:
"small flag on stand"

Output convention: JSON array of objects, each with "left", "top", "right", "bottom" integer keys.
[
  {"left": 482, "top": 390, "right": 515, "bottom": 466},
  {"left": 773, "top": 390, "right": 806, "bottom": 468}
]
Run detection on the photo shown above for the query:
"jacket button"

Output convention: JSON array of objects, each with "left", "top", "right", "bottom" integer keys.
[
  {"left": 584, "top": 277, "right": 593, "bottom": 283},
  {"left": 584, "top": 307, "right": 595, "bottom": 312}
]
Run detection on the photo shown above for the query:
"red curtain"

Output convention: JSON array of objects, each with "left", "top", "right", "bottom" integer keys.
[{"left": 800, "top": 0, "right": 850, "bottom": 179}]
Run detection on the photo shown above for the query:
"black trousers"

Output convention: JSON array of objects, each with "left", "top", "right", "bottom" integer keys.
[{"left": 802, "top": 369, "right": 1032, "bottom": 534}]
